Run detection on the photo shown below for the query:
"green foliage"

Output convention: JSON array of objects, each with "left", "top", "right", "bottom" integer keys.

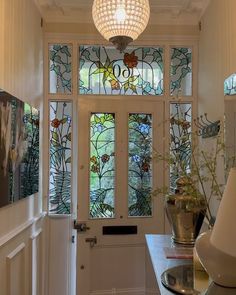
[
  {"left": 153, "top": 131, "right": 225, "bottom": 227},
  {"left": 49, "top": 44, "right": 72, "bottom": 93},
  {"left": 79, "top": 46, "right": 164, "bottom": 95},
  {"left": 49, "top": 102, "right": 72, "bottom": 214}
]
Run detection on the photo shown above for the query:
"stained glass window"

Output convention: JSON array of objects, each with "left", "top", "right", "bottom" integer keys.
[
  {"left": 20, "top": 103, "right": 40, "bottom": 197},
  {"left": 7, "top": 100, "right": 40, "bottom": 201},
  {"left": 128, "top": 113, "right": 152, "bottom": 216},
  {"left": 170, "top": 48, "right": 192, "bottom": 96},
  {"left": 49, "top": 101, "right": 72, "bottom": 214},
  {"left": 79, "top": 46, "right": 163, "bottom": 95},
  {"left": 224, "top": 73, "right": 236, "bottom": 95},
  {"left": 170, "top": 103, "right": 192, "bottom": 191},
  {"left": 90, "top": 113, "right": 115, "bottom": 218},
  {"left": 49, "top": 44, "right": 72, "bottom": 94}
]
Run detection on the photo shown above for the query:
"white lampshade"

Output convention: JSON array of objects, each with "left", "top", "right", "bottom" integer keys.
[
  {"left": 210, "top": 167, "right": 236, "bottom": 256},
  {"left": 195, "top": 167, "right": 236, "bottom": 287},
  {"left": 92, "top": 0, "right": 150, "bottom": 51}
]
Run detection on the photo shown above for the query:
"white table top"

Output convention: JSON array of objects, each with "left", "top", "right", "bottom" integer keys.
[
  {"left": 145, "top": 234, "right": 236, "bottom": 295},
  {"left": 145, "top": 234, "right": 192, "bottom": 295}
]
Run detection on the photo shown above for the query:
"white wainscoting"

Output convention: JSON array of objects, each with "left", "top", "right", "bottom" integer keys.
[
  {"left": 0, "top": 212, "right": 46, "bottom": 295},
  {"left": 6, "top": 243, "right": 26, "bottom": 295}
]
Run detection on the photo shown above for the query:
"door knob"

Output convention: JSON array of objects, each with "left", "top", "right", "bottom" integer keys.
[{"left": 74, "top": 221, "right": 90, "bottom": 232}]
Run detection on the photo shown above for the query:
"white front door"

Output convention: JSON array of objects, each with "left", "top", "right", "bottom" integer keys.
[{"left": 76, "top": 97, "right": 165, "bottom": 295}]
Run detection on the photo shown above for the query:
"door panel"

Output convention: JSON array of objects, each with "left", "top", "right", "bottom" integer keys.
[{"left": 76, "top": 98, "right": 165, "bottom": 294}]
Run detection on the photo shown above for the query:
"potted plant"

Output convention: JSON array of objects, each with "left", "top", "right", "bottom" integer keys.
[{"left": 153, "top": 104, "right": 225, "bottom": 245}]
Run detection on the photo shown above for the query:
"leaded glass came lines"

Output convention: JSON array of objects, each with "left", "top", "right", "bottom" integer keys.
[
  {"left": 128, "top": 113, "right": 152, "bottom": 216},
  {"left": 170, "top": 48, "right": 192, "bottom": 96},
  {"left": 21, "top": 104, "right": 40, "bottom": 197},
  {"left": 49, "top": 101, "right": 72, "bottom": 214},
  {"left": 90, "top": 113, "right": 115, "bottom": 218},
  {"left": 170, "top": 103, "right": 192, "bottom": 192},
  {"left": 49, "top": 44, "right": 72, "bottom": 94},
  {"left": 79, "top": 46, "right": 163, "bottom": 95},
  {"left": 224, "top": 73, "right": 236, "bottom": 95}
]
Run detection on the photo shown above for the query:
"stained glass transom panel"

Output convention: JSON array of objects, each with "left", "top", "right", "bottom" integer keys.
[
  {"left": 79, "top": 46, "right": 163, "bottom": 95},
  {"left": 224, "top": 73, "right": 236, "bottom": 95},
  {"left": 49, "top": 44, "right": 72, "bottom": 94},
  {"left": 90, "top": 113, "right": 115, "bottom": 218},
  {"left": 170, "top": 103, "right": 192, "bottom": 192},
  {"left": 49, "top": 101, "right": 72, "bottom": 214},
  {"left": 128, "top": 113, "right": 152, "bottom": 216},
  {"left": 170, "top": 48, "right": 192, "bottom": 96}
]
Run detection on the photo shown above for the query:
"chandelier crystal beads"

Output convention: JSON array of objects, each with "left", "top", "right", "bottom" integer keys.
[{"left": 92, "top": 0, "right": 150, "bottom": 51}]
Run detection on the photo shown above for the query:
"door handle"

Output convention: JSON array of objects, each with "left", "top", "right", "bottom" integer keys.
[
  {"left": 85, "top": 236, "right": 97, "bottom": 248},
  {"left": 74, "top": 221, "right": 90, "bottom": 232}
]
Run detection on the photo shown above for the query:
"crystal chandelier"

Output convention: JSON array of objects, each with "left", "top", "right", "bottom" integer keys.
[{"left": 92, "top": 0, "right": 150, "bottom": 52}]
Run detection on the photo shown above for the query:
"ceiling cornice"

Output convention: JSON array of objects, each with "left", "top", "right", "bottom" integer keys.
[{"left": 37, "top": 0, "right": 210, "bottom": 26}]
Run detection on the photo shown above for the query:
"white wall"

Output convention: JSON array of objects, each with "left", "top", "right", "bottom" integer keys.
[
  {"left": 198, "top": 0, "right": 236, "bottom": 216},
  {"left": 0, "top": 0, "right": 45, "bottom": 294},
  {"left": 199, "top": 0, "right": 236, "bottom": 118}
]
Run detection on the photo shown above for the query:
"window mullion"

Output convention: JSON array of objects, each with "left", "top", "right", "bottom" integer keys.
[{"left": 115, "top": 110, "right": 128, "bottom": 219}]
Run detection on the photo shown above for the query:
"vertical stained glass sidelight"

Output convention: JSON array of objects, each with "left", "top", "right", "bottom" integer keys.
[
  {"left": 49, "top": 101, "right": 72, "bottom": 214},
  {"left": 49, "top": 44, "right": 72, "bottom": 94},
  {"left": 128, "top": 113, "right": 152, "bottom": 216},
  {"left": 224, "top": 73, "right": 236, "bottom": 95},
  {"left": 90, "top": 113, "right": 115, "bottom": 218},
  {"left": 21, "top": 103, "right": 40, "bottom": 197},
  {"left": 170, "top": 103, "right": 192, "bottom": 192},
  {"left": 170, "top": 48, "right": 192, "bottom": 96},
  {"left": 79, "top": 46, "right": 163, "bottom": 95}
]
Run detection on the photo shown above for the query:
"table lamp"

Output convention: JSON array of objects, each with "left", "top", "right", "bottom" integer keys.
[{"left": 195, "top": 167, "right": 236, "bottom": 287}]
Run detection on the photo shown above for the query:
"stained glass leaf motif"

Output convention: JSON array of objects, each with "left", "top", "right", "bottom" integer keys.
[
  {"left": 170, "top": 48, "right": 192, "bottom": 96},
  {"left": 49, "top": 101, "right": 72, "bottom": 214},
  {"left": 20, "top": 104, "right": 40, "bottom": 197},
  {"left": 79, "top": 46, "right": 163, "bottom": 95},
  {"left": 90, "top": 113, "right": 115, "bottom": 218},
  {"left": 170, "top": 103, "right": 192, "bottom": 192},
  {"left": 224, "top": 73, "right": 236, "bottom": 95},
  {"left": 49, "top": 44, "right": 72, "bottom": 94},
  {"left": 128, "top": 113, "right": 152, "bottom": 217}
]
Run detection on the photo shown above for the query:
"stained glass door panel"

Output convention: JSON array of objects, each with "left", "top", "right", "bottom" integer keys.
[
  {"left": 90, "top": 113, "right": 115, "bottom": 218},
  {"left": 128, "top": 113, "right": 152, "bottom": 216}
]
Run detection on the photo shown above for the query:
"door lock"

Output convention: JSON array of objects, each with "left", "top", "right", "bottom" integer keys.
[
  {"left": 85, "top": 236, "right": 97, "bottom": 248},
  {"left": 74, "top": 221, "right": 90, "bottom": 232}
]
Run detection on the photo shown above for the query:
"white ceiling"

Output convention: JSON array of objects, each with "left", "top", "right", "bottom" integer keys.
[{"left": 37, "top": 0, "right": 210, "bottom": 25}]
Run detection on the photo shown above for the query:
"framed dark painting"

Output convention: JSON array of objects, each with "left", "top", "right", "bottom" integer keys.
[{"left": 0, "top": 89, "right": 39, "bottom": 207}]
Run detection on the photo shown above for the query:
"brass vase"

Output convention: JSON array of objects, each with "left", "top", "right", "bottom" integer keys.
[{"left": 165, "top": 177, "right": 207, "bottom": 245}]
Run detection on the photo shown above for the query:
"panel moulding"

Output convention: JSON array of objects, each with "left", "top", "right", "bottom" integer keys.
[
  {"left": 31, "top": 229, "right": 43, "bottom": 295},
  {"left": 6, "top": 243, "right": 26, "bottom": 295},
  {"left": 0, "top": 212, "right": 46, "bottom": 249}
]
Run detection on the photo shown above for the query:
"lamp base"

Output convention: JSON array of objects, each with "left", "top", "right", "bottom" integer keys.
[
  {"left": 195, "top": 231, "right": 236, "bottom": 288},
  {"left": 109, "top": 36, "right": 133, "bottom": 52}
]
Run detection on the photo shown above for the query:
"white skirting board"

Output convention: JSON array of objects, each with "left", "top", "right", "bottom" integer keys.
[{"left": 90, "top": 287, "right": 146, "bottom": 295}]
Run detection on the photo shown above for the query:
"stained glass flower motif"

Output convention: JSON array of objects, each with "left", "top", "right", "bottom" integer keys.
[
  {"left": 79, "top": 46, "right": 163, "bottom": 95},
  {"left": 49, "top": 101, "right": 72, "bottom": 214},
  {"left": 90, "top": 113, "right": 115, "bottom": 218}
]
